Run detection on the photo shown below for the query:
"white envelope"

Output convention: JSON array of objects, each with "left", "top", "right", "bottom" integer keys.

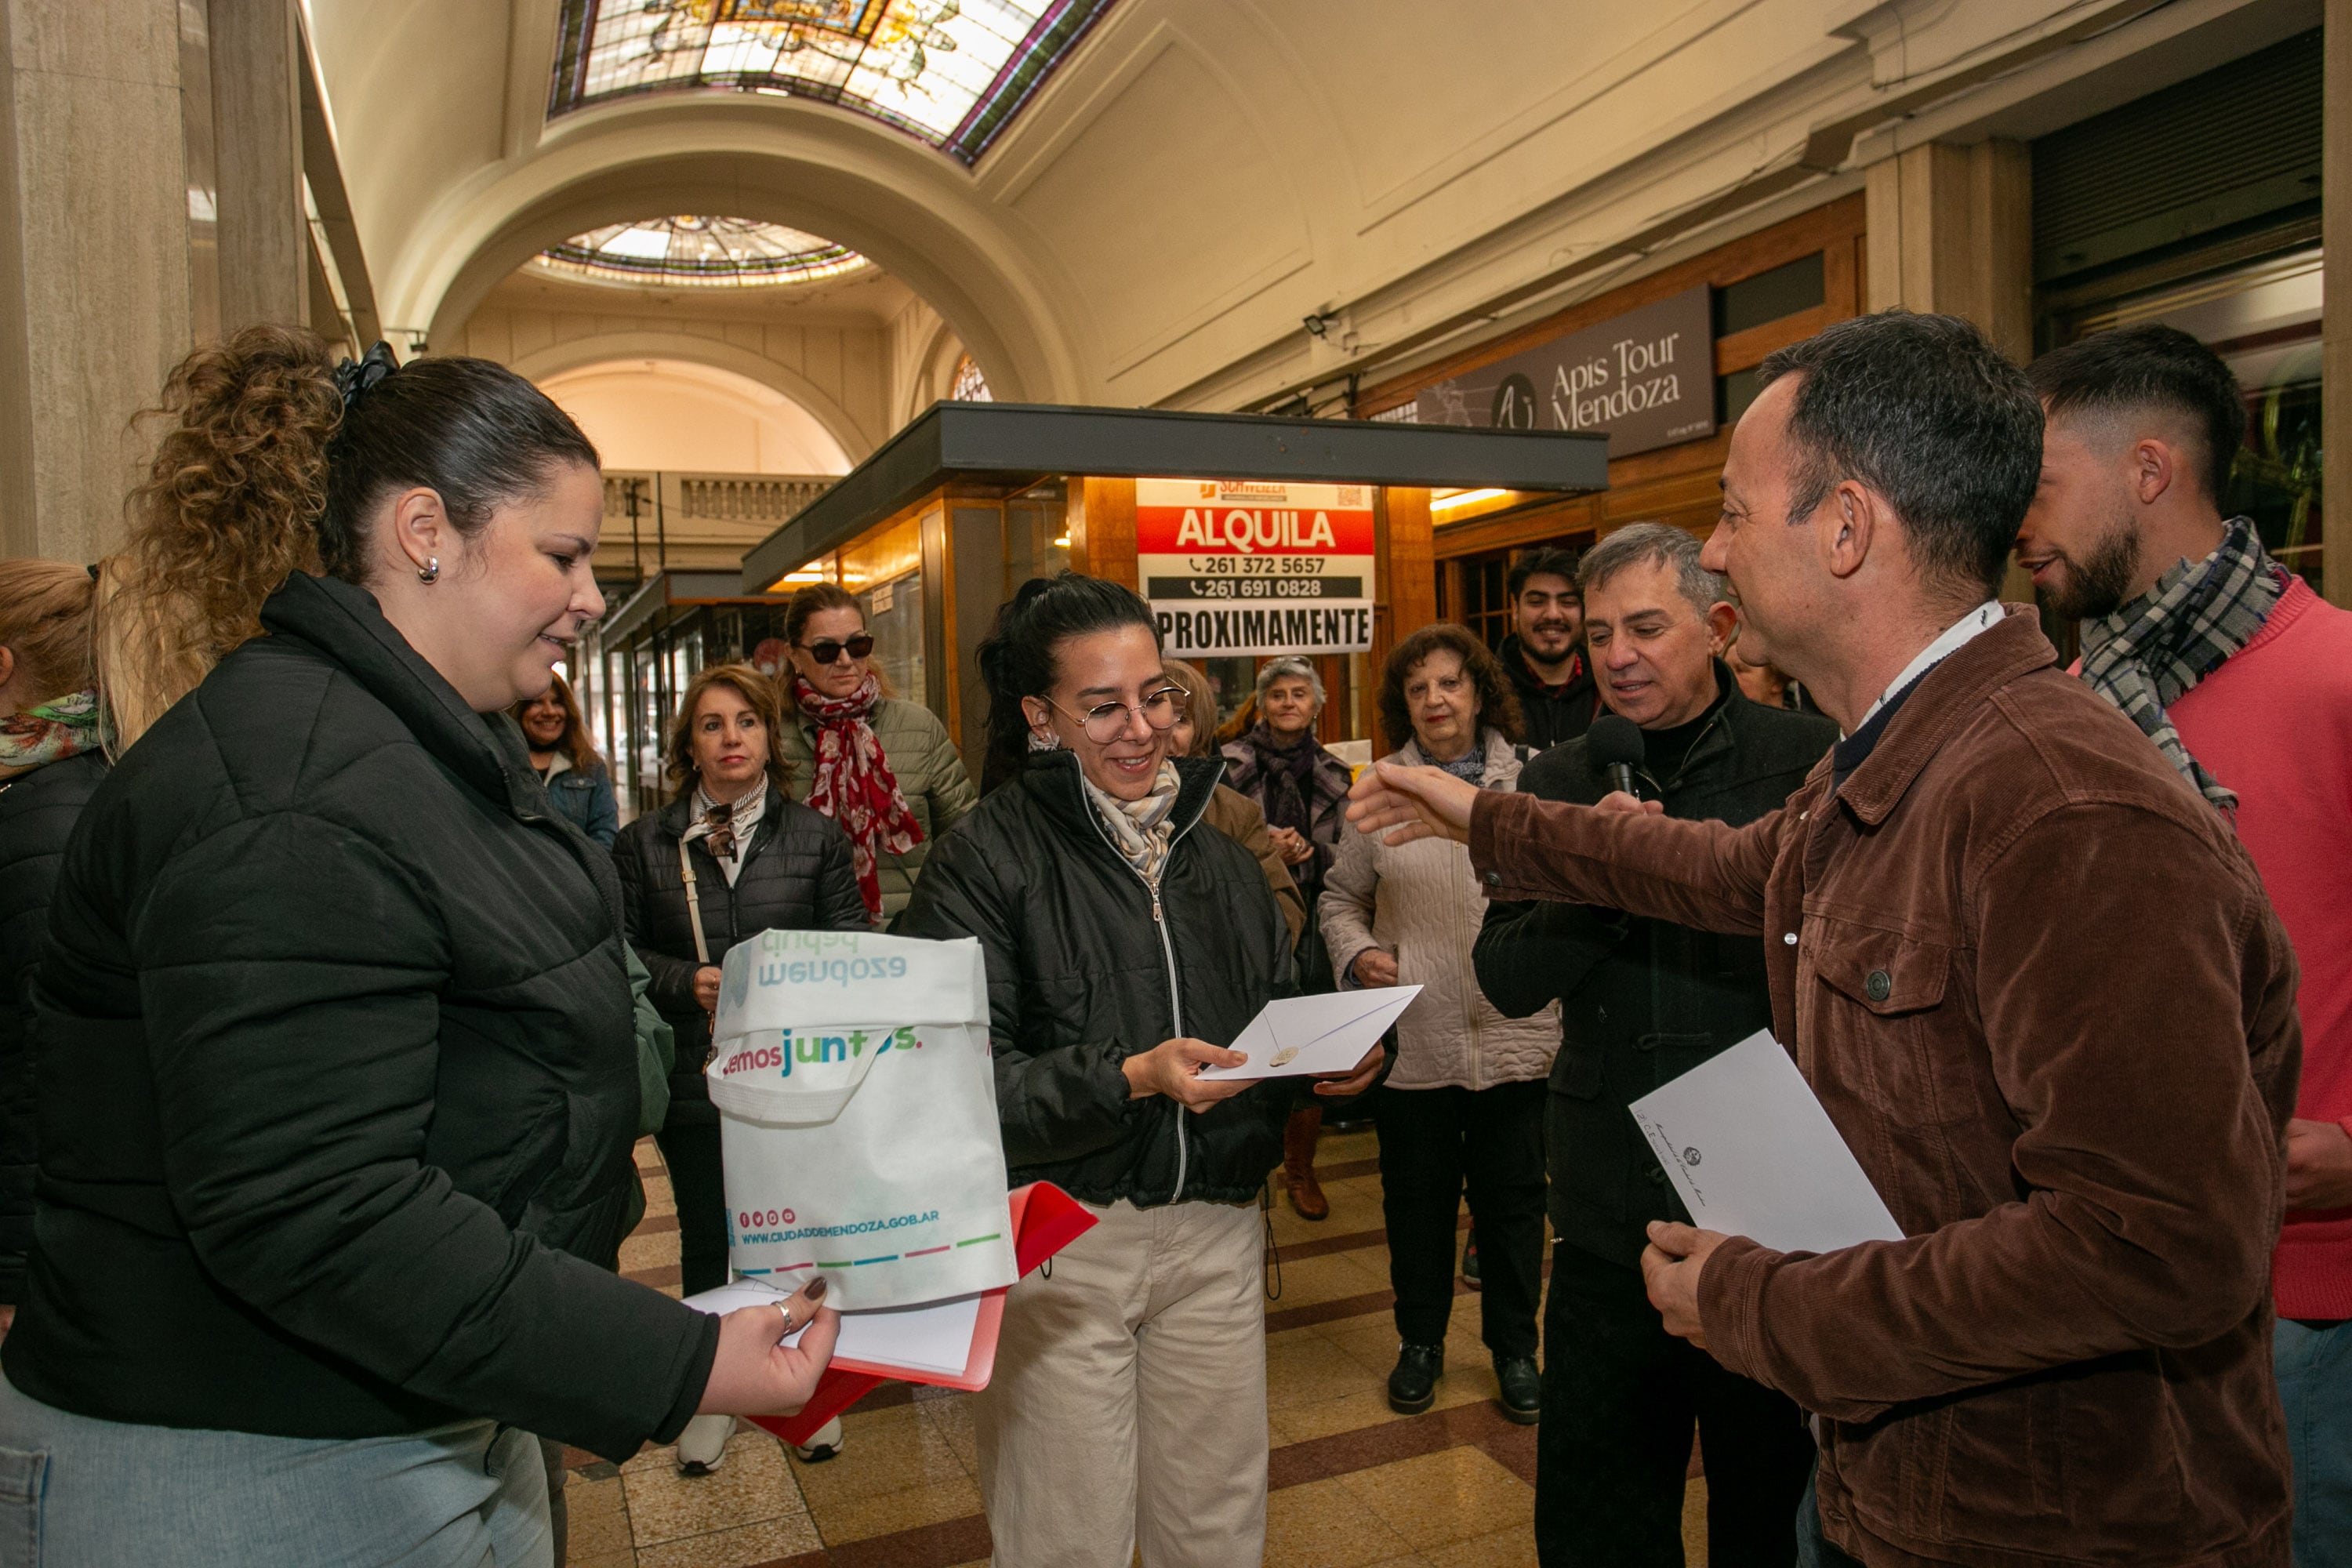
[
  {"left": 1195, "top": 986, "right": 1421, "bottom": 1080},
  {"left": 681, "top": 1278, "right": 983, "bottom": 1378},
  {"left": 1628, "top": 1029, "right": 1905, "bottom": 1255}
]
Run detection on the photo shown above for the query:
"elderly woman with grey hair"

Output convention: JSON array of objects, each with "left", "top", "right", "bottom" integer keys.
[{"left": 1221, "top": 655, "right": 1356, "bottom": 1218}]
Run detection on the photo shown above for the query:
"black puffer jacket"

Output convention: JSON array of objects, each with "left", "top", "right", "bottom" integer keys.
[
  {"left": 612, "top": 784, "right": 868, "bottom": 1120},
  {"left": 1473, "top": 676, "right": 1834, "bottom": 1268},
  {"left": 5, "top": 573, "right": 717, "bottom": 1461},
  {"left": 892, "top": 751, "right": 1293, "bottom": 1205},
  {"left": 0, "top": 749, "right": 104, "bottom": 1305}
]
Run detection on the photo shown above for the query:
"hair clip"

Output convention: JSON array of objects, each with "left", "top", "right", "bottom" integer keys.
[{"left": 333, "top": 341, "right": 401, "bottom": 411}]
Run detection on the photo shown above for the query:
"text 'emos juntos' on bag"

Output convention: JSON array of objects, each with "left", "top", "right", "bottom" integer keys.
[{"left": 708, "top": 930, "right": 1015, "bottom": 1311}]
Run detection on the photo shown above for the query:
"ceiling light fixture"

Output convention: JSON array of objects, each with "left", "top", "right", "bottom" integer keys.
[{"left": 1432, "top": 488, "right": 1508, "bottom": 514}]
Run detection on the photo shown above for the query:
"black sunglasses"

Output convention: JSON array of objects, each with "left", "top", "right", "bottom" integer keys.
[{"left": 800, "top": 633, "right": 874, "bottom": 665}]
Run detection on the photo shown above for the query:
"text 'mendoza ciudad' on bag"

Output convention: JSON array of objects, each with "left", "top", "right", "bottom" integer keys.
[{"left": 706, "top": 929, "right": 1017, "bottom": 1310}]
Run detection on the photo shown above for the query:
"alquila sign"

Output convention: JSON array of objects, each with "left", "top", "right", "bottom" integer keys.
[{"left": 1414, "top": 285, "right": 1715, "bottom": 459}]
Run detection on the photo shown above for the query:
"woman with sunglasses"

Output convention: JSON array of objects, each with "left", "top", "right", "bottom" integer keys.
[
  {"left": 776, "top": 583, "right": 976, "bottom": 924},
  {"left": 895, "top": 572, "right": 1382, "bottom": 1567}
]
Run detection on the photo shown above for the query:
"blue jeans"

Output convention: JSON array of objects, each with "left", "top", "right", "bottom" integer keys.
[
  {"left": 0, "top": 1374, "right": 551, "bottom": 1567},
  {"left": 2277, "top": 1316, "right": 2352, "bottom": 1568},
  {"left": 1795, "top": 1465, "right": 1864, "bottom": 1568}
]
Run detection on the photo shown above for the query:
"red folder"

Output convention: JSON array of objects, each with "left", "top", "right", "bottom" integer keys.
[{"left": 750, "top": 1181, "right": 1096, "bottom": 1446}]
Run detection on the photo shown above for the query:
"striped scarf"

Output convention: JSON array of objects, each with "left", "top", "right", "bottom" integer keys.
[
  {"left": 2078, "top": 516, "right": 2282, "bottom": 811},
  {"left": 1083, "top": 761, "right": 1183, "bottom": 890}
]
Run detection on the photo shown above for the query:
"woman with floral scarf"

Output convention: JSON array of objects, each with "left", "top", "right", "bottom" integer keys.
[
  {"left": 776, "top": 582, "right": 977, "bottom": 924},
  {"left": 0, "top": 560, "right": 108, "bottom": 1334}
]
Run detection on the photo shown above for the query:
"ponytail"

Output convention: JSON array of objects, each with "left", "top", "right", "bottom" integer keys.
[
  {"left": 975, "top": 572, "right": 1158, "bottom": 793},
  {"left": 0, "top": 559, "right": 99, "bottom": 707},
  {"left": 100, "top": 326, "right": 339, "bottom": 747},
  {"left": 97, "top": 325, "right": 598, "bottom": 751}
]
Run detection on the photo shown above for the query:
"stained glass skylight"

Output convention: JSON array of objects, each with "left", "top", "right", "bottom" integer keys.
[
  {"left": 950, "top": 353, "right": 992, "bottom": 401},
  {"left": 535, "top": 216, "right": 869, "bottom": 287},
  {"left": 547, "top": 0, "right": 1118, "bottom": 165}
]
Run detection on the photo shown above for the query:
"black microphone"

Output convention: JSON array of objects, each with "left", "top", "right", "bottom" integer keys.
[{"left": 1586, "top": 713, "right": 1646, "bottom": 800}]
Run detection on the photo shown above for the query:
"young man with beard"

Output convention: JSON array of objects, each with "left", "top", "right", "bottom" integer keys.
[
  {"left": 2020, "top": 323, "right": 2352, "bottom": 1564},
  {"left": 1497, "top": 546, "right": 1599, "bottom": 750},
  {"left": 1475, "top": 522, "right": 1832, "bottom": 1566},
  {"left": 1350, "top": 311, "right": 2300, "bottom": 1568}
]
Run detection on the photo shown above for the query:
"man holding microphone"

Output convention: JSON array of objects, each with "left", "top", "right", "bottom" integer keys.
[{"left": 1351, "top": 312, "right": 2300, "bottom": 1567}]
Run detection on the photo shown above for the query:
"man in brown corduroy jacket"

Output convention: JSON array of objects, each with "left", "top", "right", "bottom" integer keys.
[{"left": 1349, "top": 311, "right": 2299, "bottom": 1568}]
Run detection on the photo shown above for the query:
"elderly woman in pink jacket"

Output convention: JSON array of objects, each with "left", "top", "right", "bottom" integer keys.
[{"left": 1319, "top": 623, "right": 1559, "bottom": 1426}]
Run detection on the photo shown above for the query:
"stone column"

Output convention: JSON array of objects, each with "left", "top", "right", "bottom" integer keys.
[
  {"left": 2323, "top": 0, "right": 2350, "bottom": 608},
  {"left": 209, "top": 0, "right": 305, "bottom": 334},
  {"left": 0, "top": 0, "right": 191, "bottom": 561}
]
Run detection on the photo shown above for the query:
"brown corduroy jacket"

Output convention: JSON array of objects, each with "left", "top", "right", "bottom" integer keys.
[{"left": 1471, "top": 607, "right": 2299, "bottom": 1568}]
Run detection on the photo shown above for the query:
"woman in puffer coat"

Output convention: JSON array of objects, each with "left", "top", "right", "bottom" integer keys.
[
  {"left": 895, "top": 573, "right": 1382, "bottom": 1568},
  {"left": 1319, "top": 623, "right": 1559, "bottom": 1427},
  {"left": 611, "top": 661, "right": 868, "bottom": 1473},
  {"left": 775, "top": 581, "right": 977, "bottom": 924},
  {"left": 0, "top": 561, "right": 107, "bottom": 1333},
  {"left": 5, "top": 328, "right": 835, "bottom": 1566}
]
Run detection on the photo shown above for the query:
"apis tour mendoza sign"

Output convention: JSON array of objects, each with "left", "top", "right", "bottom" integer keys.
[
  {"left": 1414, "top": 284, "right": 1715, "bottom": 459},
  {"left": 1138, "top": 477, "right": 1375, "bottom": 658},
  {"left": 706, "top": 930, "right": 1015, "bottom": 1310}
]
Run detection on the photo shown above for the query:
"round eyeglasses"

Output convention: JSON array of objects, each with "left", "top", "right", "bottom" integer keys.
[{"left": 1053, "top": 686, "right": 1185, "bottom": 743}]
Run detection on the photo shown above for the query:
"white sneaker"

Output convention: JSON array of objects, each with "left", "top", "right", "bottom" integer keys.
[
  {"left": 675, "top": 1413, "right": 732, "bottom": 1475},
  {"left": 793, "top": 1417, "right": 845, "bottom": 1465}
]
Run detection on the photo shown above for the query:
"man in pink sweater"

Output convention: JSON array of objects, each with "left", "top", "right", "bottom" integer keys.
[{"left": 2020, "top": 322, "right": 2352, "bottom": 1565}]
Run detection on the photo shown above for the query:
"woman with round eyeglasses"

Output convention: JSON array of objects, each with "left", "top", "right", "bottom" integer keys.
[
  {"left": 896, "top": 573, "right": 1382, "bottom": 1566},
  {"left": 776, "top": 583, "right": 976, "bottom": 925}
]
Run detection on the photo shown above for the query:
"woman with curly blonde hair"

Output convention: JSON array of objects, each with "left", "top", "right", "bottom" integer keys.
[{"left": 2, "top": 328, "right": 838, "bottom": 1564}]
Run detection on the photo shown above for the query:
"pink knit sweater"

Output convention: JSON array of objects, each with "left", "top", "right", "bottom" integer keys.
[{"left": 2169, "top": 577, "right": 2352, "bottom": 1319}]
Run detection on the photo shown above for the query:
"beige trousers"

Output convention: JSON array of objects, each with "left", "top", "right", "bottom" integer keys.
[{"left": 975, "top": 1197, "right": 1268, "bottom": 1568}]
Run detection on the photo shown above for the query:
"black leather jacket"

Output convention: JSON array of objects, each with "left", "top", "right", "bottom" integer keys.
[
  {"left": 611, "top": 785, "right": 869, "bottom": 1121},
  {"left": 1474, "top": 673, "right": 1834, "bottom": 1267},
  {"left": 892, "top": 751, "right": 1293, "bottom": 1205}
]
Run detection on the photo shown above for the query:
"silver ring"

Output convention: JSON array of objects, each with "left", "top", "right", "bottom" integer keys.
[{"left": 778, "top": 1304, "right": 797, "bottom": 1333}]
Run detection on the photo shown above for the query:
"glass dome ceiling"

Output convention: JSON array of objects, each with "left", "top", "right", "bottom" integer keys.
[
  {"left": 535, "top": 216, "right": 869, "bottom": 287},
  {"left": 546, "top": 0, "right": 1117, "bottom": 165}
]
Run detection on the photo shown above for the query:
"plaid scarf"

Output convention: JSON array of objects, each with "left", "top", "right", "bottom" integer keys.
[
  {"left": 2078, "top": 516, "right": 2282, "bottom": 811},
  {"left": 1083, "top": 760, "right": 1183, "bottom": 891},
  {"left": 0, "top": 690, "right": 100, "bottom": 782},
  {"left": 794, "top": 674, "right": 920, "bottom": 920}
]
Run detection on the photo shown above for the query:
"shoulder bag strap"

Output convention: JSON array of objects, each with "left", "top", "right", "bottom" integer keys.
[{"left": 678, "top": 837, "right": 712, "bottom": 965}]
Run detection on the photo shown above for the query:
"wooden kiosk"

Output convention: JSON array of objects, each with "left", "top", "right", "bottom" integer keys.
[{"left": 739, "top": 403, "right": 1609, "bottom": 757}]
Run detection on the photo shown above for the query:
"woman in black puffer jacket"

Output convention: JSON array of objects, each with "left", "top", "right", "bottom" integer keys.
[
  {"left": 894, "top": 573, "right": 1382, "bottom": 1567},
  {"left": 2, "top": 329, "right": 836, "bottom": 1567},
  {"left": 0, "top": 561, "right": 107, "bottom": 1329},
  {"left": 612, "top": 661, "right": 866, "bottom": 1473}
]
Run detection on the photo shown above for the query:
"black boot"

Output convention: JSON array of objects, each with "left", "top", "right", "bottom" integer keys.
[
  {"left": 1388, "top": 1341, "right": 1446, "bottom": 1415},
  {"left": 1494, "top": 1353, "right": 1541, "bottom": 1425}
]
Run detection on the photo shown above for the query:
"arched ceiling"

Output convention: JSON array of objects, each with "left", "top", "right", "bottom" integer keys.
[{"left": 309, "top": 0, "right": 2311, "bottom": 413}]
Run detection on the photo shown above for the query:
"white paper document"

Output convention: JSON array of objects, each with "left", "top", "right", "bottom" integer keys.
[
  {"left": 682, "top": 1279, "right": 982, "bottom": 1377},
  {"left": 1628, "top": 1029, "right": 1905, "bottom": 1255},
  {"left": 1196, "top": 986, "right": 1422, "bottom": 1080}
]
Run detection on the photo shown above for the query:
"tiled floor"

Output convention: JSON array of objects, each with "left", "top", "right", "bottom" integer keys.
[{"left": 576, "top": 1131, "right": 1711, "bottom": 1566}]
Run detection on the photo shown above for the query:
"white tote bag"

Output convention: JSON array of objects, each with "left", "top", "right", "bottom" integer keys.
[{"left": 706, "top": 929, "right": 1016, "bottom": 1310}]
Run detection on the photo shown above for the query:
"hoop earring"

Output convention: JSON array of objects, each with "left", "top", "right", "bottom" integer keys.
[{"left": 418, "top": 557, "right": 440, "bottom": 584}]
